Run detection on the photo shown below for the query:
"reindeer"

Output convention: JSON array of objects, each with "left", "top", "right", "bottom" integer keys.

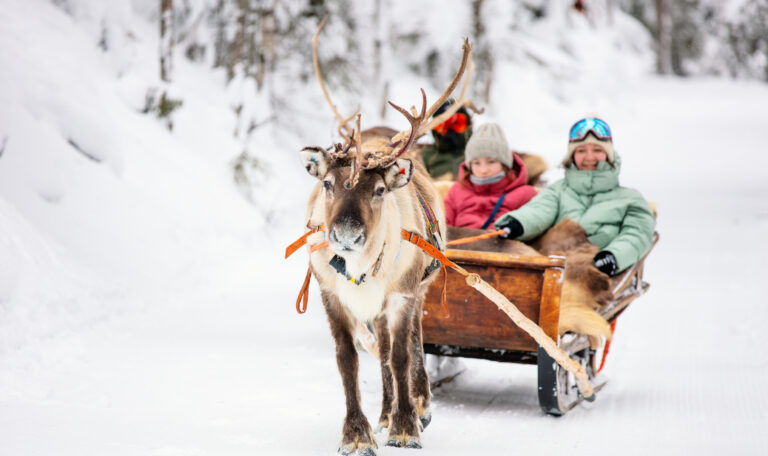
[{"left": 296, "top": 18, "right": 477, "bottom": 455}]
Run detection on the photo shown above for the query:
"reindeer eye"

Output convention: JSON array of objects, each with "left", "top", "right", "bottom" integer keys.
[
  {"left": 323, "top": 180, "right": 333, "bottom": 191},
  {"left": 375, "top": 186, "right": 386, "bottom": 197}
]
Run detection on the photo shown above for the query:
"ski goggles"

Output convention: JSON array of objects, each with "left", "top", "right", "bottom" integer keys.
[
  {"left": 433, "top": 112, "right": 469, "bottom": 135},
  {"left": 569, "top": 117, "right": 612, "bottom": 142}
]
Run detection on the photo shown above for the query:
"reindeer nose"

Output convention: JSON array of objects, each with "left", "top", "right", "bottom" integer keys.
[{"left": 330, "top": 226, "right": 365, "bottom": 251}]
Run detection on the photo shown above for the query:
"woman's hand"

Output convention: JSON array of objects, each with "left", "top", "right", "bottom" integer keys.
[
  {"left": 495, "top": 216, "right": 523, "bottom": 239},
  {"left": 593, "top": 251, "right": 618, "bottom": 276}
]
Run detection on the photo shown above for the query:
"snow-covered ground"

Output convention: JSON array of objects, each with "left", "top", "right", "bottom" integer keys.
[{"left": 1, "top": 1, "right": 768, "bottom": 455}]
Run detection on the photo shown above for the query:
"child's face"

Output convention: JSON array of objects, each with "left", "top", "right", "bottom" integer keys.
[
  {"left": 573, "top": 144, "right": 607, "bottom": 170},
  {"left": 470, "top": 157, "right": 504, "bottom": 178}
]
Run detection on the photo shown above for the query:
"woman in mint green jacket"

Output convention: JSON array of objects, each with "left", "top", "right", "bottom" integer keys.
[{"left": 494, "top": 117, "right": 655, "bottom": 276}]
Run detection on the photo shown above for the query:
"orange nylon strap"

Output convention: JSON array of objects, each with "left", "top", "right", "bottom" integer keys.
[
  {"left": 401, "top": 229, "right": 455, "bottom": 315},
  {"left": 285, "top": 224, "right": 326, "bottom": 259},
  {"left": 446, "top": 229, "right": 506, "bottom": 246},
  {"left": 285, "top": 224, "right": 326, "bottom": 315},
  {"left": 400, "top": 229, "right": 457, "bottom": 269},
  {"left": 296, "top": 264, "right": 313, "bottom": 314},
  {"left": 597, "top": 319, "right": 618, "bottom": 373},
  {"left": 309, "top": 240, "right": 329, "bottom": 253}
]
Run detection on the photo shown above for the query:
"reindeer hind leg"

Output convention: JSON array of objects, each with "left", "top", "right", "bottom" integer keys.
[
  {"left": 409, "top": 297, "right": 432, "bottom": 432},
  {"left": 373, "top": 314, "right": 393, "bottom": 434},
  {"left": 385, "top": 296, "right": 421, "bottom": 449}
]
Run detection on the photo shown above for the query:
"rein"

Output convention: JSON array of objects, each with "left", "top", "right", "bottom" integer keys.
[
  {"left": 284, "top": 223, "right": 327, "bottom": 314},
  {"left": 445, "top": 229, "right": 507, "bottom": 246}
]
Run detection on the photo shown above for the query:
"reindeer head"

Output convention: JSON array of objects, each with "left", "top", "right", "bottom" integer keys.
[
  {"left": 300, "top": 146, "right": 413, "bottom": 254},
  {"left": 300, "top": 17, "right": 480, "bottom": 258}
]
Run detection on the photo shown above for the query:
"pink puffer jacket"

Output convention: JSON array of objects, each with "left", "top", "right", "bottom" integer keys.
[{"left": 444, "top": 152, "right": 537, "bottom": 229}]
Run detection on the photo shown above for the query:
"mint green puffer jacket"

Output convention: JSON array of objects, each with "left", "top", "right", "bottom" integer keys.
[{"left": 494, "top": 152, "right": 655, "bottom": 273}]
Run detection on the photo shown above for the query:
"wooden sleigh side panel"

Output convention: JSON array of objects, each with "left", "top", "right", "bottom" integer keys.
[{"left": 422, "top": 250, "right": 565, "bottom": 355}]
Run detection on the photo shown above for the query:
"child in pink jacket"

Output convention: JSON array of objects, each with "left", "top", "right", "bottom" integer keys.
[{"left": 444, "top": 123, "right": 537, "bottom": 229}]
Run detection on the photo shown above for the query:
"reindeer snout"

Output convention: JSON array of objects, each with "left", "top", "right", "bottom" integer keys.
[{"left": 330, "top": 225, "right": 366, "bottom": 252}]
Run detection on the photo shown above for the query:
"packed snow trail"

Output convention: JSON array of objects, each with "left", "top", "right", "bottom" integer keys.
[
  {"left": 2, "top": 78, "right": 767, "bottom": 455},
  {"left": 2, "top": 0, "right": 768, "bottom": 454}
]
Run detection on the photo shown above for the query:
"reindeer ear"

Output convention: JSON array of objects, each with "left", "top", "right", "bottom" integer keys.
[
  {"left": 299, "top": 147, "right": 330, "bottom": 179},
  {"left": 384, "top": 158, "right": 413, "bottom": 190}
]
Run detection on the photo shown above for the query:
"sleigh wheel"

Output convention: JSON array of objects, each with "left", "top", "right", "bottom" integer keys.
[{"left": 537, "top": 333, "right": 604, "bottom": 416}]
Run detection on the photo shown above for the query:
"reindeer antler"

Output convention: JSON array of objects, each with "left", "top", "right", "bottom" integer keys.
[
  {"left": 417, "top": 39, "right": 484, "bottom": 137},
  {"left": 313, "top": 15, "right": 357, "bottom": 139},
  {"left": 312, "top": 26, "right": 479, "bottom": 188},
  {"left": 370, "top": 39, "right": 477, "bottom": 170},
  {"left": 379, "top": 89, "right": 427, "bottom": 166},
  {"left": 344, "top": 114, "right": 364, "bottom": 189}
]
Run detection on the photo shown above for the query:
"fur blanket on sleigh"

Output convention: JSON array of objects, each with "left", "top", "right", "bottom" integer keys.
[{"left": 446, "top": 219, "right": 614, "bottom": 345}]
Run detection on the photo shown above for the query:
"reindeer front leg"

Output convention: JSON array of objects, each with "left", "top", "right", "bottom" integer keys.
[
  {"left": 373, "top": 314, "right": 394, "bottom": 433},
  {"left": 322, "top": 291, "right": 377, "bottom": 456},
  {"left": 386, "top": 295, "right": 422, "bottom": 448}
]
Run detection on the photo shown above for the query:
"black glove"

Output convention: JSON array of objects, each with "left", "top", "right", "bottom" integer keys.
[
  {"left": 496, "top": 217, "right": 523, "bottom": 239},
  {"left": 593, "top": 251, "right": 618, "bottom": 276}
]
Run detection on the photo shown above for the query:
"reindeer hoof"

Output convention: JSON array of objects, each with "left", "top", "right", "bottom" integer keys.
[
  {"left": 405, "top": 438, "right": 422, "bottom": 449},
  {"left": 418, "top": 410, "right": 432, "bottom": 432},
  {"left": 386, "top": 438, "right": 402, "bottom": 448},
  {"left": 339, "top": 444, "right": 377, "bottom": 456},
  {"left": 386, "top": 436, "right": 421, "bottom": 449}
]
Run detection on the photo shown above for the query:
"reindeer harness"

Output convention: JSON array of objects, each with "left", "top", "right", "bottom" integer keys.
[{"left": 285, "top": 186, "right": 452, "bottom": 313}]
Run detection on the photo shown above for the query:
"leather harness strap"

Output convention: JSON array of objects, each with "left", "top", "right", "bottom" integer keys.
[
  {"left": 309, "top": 240, "right": 329, "bottom": 253},
  {"left": 286, "top": 189, "right": 455, "bottom": 315},
  {"left": 285, "top": 224, "right": 326, "bottom": 259},
  {"left": 287, "top": 224, "right": 327, "bottom": 314},
  {"left": 296, "top": 265, "right": 312, "bottom": 314},
  {"left": 400, "top": 229, "right": 455, "bottom": 269},
  {"left": 400, "top": 229, "right": 453, "bottom": 315}
]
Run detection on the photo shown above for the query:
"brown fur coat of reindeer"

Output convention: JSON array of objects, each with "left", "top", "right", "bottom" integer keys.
[{"left": 297, "top": 18, "right": 480, "bottom": 455}]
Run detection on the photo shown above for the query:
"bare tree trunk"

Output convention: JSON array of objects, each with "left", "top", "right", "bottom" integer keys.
[
  {"left": 212, "top": 0, "right": 228, "bottom": 68},
  {"left": 472, "top": 0, "right": 493, "bottom": 104},
  {"left": 373, "top": 0, "right": 386, "bottom": 119},
  {"left": 372, "top": 0, "right": 381, "bottom": 87},
  {"left": 160, "top": 0, "right": 173, "bottom": 82},
  {"left": 256, "top": 1, "right": 277, "bottom": 91},
  {"left": 227, "top": 0, "right": 248, "bottom": 80},
  {"left": 159, "top": 0, "right": 176, "bottom": 130},
  {"left": 607, "top": 0, "right": 615, "bottom": 26},
  {"left": 655, "top": 0, "right": 669, "bottom": 74}
]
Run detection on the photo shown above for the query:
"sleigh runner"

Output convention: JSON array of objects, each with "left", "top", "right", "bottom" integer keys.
[{"left": 421, "top": 232, "right": 658, "bottom": 415}]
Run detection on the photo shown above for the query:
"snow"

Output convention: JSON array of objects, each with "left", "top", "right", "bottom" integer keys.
[{"left": 1, "top": 1, "right": 768, "bottom": 455}]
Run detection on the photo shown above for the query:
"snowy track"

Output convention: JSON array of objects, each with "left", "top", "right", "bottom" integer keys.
[
  {"left": 3, "top": 78, "right": 767, "bottom": 455},
  {"left": 2, "top": 1, "right": 768, "bottom": 454}
]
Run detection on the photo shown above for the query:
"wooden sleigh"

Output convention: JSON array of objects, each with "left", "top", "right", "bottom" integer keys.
[{"left": 422, "top": 233, "right": 659, "bottom": 415}]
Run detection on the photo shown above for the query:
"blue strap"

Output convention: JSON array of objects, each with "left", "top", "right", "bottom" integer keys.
[{"left": 481, "top": 192, "right": 509, "bottom": 230}]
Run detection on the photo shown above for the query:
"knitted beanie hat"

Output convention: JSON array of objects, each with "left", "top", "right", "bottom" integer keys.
[
  {"left": 464, "top": 122, "right": 512, "bottom": 169},
  {"left": 565, "top": 134, "right": 615, "bottom": 167}
]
